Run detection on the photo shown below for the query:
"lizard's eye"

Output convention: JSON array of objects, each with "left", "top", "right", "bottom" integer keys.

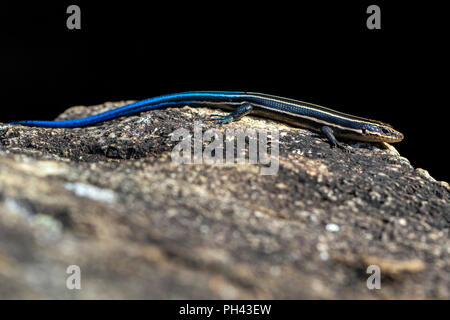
[
  {"left": 361, "top": 128, "right": 367, "bottom": 134},
  {"left": 381, "top": 128, "right": 390, "bottom": 134}
]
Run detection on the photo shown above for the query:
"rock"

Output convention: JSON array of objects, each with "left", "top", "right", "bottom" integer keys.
[{"left": 0, "top": 101, "right": 449, "bottom": 299}]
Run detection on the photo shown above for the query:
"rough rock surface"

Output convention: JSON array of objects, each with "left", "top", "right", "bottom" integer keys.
[{"left": 0, "top": 101, "right": 449, "bottom": 299}]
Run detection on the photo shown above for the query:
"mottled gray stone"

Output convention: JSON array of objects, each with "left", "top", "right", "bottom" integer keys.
[{"left": 0, "top": 101, "right": 448, "bottom": 299}]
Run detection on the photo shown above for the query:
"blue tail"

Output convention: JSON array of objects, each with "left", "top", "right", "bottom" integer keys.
[{"left": 8, "top": 91, "right": 245, "bottom": 128}]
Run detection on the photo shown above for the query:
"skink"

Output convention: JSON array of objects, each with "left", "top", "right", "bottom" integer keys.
[{"left": 10, "top": 91, "right": 404, "bottom": 147}]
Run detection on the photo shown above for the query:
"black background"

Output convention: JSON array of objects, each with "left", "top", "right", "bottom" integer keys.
[{"left": 1, "top": 1, "right": 448, "bottom": 182}]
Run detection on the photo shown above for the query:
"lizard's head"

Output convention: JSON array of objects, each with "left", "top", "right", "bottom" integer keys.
[{"left": 360, "top": 122, "right": 404, "bottom": 143}]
